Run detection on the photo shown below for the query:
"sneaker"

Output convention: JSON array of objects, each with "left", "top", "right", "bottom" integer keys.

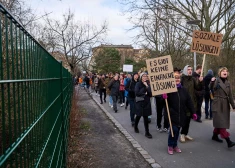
[
  {"left": 157, "top": 127, "right": 163, "bottom": 132},
  {"left": 120, "top": 103, "right": 124, "bottom": 107},
  {"left": 163, "top": 128, "right": 168, "bottom": 132},
  {"left": 114, "top": 110, "right": 118, "bottom": 113},
  {"left": 111, "top": 105, "right": 113, "bottom": 108},
  {"left": 185, "top": 135, "right": 193, "bottom": 141},
  {"left": 168, "top": 146, "right": 173, "bottom": 155},
  {"left": 180, "top": 134, "right": 185, "bottom": 143},
  {"left": 173, "top": 146, "right": 182, "bottom": 153}
]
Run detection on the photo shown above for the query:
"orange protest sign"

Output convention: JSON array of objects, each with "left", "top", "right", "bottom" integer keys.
[{"left": 191, "top": 30, "right": 223, "bottom": 56}]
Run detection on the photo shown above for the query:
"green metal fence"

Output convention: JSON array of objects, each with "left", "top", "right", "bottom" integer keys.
[{"left": 0, "top": 3, "right": 73, "bottom": 168}]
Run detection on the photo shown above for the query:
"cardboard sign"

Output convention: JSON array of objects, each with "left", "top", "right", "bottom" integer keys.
[
  {"left": 123, "top": 64, "right": 133, "bottom": 72},
  {"left": 191, "top": 30, "right": 223, "bottom": 56},
  {"left": 146, "top": 55, "right": 177, "bottom": 96}
]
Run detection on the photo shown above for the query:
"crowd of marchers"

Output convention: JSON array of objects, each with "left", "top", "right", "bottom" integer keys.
[{"left": 73, "top": 65, "right": 235, "bottom": 155}]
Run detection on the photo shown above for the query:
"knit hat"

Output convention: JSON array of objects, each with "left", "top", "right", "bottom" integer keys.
[
  {"left": 207, "top": 69, "right": 213, "bottom": 76},
  {"left": 218, "top": 67, "right": 228, "bottom": 77},
  {"left": 140, "top": 72, "right": 147, "bottom": 80}
]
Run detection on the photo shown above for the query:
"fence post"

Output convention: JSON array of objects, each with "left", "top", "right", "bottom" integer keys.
[{"left": 59, "top": 61, "right": 65, "bottom": 167}]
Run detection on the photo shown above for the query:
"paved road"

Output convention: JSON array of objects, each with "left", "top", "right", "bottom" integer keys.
[{"left": 90, "top": 93, "right": 235, "bottom": 168}]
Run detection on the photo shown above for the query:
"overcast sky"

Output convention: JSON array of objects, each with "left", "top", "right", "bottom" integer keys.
[{"left": 29, "top": 0, "right": 138, "bottom": 47}]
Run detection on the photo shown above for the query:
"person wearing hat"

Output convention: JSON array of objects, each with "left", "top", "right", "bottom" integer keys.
[
  {"left": 125, "top": 72, "right": 139, "bottom": 126},
  {"left": 134, "top": 72, "right": 152, "bottom": 138},
  {"left": 209, "top": 67, "right": 235, "bottom": 148},
  {"left": 162, "top": 71, "right": 197, "bottom": 155}
]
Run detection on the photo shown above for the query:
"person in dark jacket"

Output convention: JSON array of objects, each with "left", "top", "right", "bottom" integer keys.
[
  {"left": 98, "top": 74, "right": 106, "bottom": 104},
  {"left": 108, "top": 74, "right": 120, "bottom": 113},
  {"left": 209, "top": 67, "right": 235, "bottom": 148},
  {"left": 204, "top": 69, "right": 214, "bottom": 119},
  {"left": 134, "top": 72, "right": 152, "bottom": 139},
  {"left": 180, "top": 65, "right": 203, "bottom": 142},
  {"left": 125, "top": 72, "right": 139, "bottom": 126},
  {"left": 192, "top": 65, "right": 204, "bottom": 122},
  {"left": 163, "top": 71, "right": 197, "bottom": 155}
]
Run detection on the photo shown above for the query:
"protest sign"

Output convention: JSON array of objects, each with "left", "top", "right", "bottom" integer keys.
[
  {"left": 191, "top": 30, "right": 223, "bottom": 56},
  {"left": 146, "top": 55, "right": 177, "bottom": 96},
  {"left": 123, "top": 64, "right": 133, "bottom": 72},
  {"left": 146, "top": 55, "right": 177, "bottom": 137}
]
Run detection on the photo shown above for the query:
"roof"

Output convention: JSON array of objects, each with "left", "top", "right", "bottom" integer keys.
[{"left": 93, "top": 44, "right": 133, "bottom": 49}]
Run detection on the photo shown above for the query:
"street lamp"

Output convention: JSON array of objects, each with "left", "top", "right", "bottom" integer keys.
[{"left": 187, "top": 19, "right": 201, "bottom": 71}]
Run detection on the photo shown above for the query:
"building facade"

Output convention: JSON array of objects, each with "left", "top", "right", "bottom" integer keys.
[{"left": 89, "top": 44, "right": 150, "bottom": 71}]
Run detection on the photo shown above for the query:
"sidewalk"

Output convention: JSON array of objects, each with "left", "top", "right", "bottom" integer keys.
[{"left": 91, "top": 92, "right": 235, "bottom": 168}]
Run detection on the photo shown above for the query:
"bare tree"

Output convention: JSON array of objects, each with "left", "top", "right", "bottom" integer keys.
[
  {"left": 118, "top": 0, "right": 192, "bottom": 68},
  {"left": 43, "top": 10, "right": 108, "bottom": 74}
]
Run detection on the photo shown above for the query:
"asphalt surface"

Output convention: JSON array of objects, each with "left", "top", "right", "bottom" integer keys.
[{"left": 91, "top": 92, "right": 235, "bottom": 168}]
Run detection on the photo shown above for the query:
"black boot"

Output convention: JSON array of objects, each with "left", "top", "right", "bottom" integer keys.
[
  {"left": 145, "top": 132, "right": 152, "bottom": 139},
  {"left": 225, "top": 137, "right": 235, "bottom": 148},
  {"left": 212, "top": 133, "right": 223, "bottom": 143},
  {"left": 134, "top": 127, "right": 139, "bottom": 133}
]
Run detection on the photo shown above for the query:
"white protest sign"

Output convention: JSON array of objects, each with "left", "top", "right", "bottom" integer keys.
[
  {"left": 123, "top": 64, "right": 133, "bottom": 72},
  {"left": 146, "top": 55, "right": 177, "bottom": 96}
]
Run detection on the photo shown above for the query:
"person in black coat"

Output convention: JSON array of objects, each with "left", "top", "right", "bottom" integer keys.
[
  {"left": 163, "top": 71, "right": 197, "bottom": 155},
  {"left": 204, "top": 69, "right": 214, "bottom": 119},
  {"left": 108, "top": 74, "right": 120, "bottom": 113},
  {"left": 192, "top": 65, "right": 205, "bottom": 123},
  {"left": 125, "top": 72, "right": 139, "bottom": 126},
  {"left": 134, "top": 72, "right": 152, "bottom": 138}
]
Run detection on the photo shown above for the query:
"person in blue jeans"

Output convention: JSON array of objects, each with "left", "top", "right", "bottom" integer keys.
[
  {"left": 204, "top": 69, "right": 214, "bottom": 119},
  {"left": 163, "top": 71, "right": 197, "bottom": 155},
  {"left": 125, "top": 72, "right": 139, "bottom": 126}
]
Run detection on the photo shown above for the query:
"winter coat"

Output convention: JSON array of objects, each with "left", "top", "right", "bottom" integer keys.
[
  {"left": 84, "top": 76, "right": 90, "bottom": 86},
  {"left": 125, "top": 78, "right": 139, "bottom": 99},
  {"left": 108, "top": 79, "right": 120, "bottom": 96},
  {"left": 192, "top": 72, "right": 205, "bottom": 96},
  {"left": 105, "top": 77, "right": 112, "bottom": 95},
  {"left": 98, "top": 78, "right": 106, "bottom": 89},
  {"left": 119, "top": 79, "right": 125, "bottom": 91},
  {"left": 165, "top": 86, "right": 196, "bottom": 127},
  {"left": 209, "top": 78, "right": 235, "bottom": 129},
  {"left": 94, "top": 78, "right": 98, "bottom": 87},
  {"left": 124, "top": 78, "right": 130, "bottom": 97},
  {"left": 181, "top": 65, "right": 203, "bottom": 115},
  {"left": 134, "top": 81, "right": 152, "bottom": 116}
]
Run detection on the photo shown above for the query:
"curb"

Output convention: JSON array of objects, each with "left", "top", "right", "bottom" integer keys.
[{"left": 91, "top": 93, "right": 162, "bottom": 168}]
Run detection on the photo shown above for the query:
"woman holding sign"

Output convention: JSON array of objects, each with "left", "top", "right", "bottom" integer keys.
[
  {"left": 209, "top": 67, "right": 235, "bottom": 148},
  {"left": 163, "top": 71, "right": 197, "bottom": 155},
  {"left": 134, "top": 72, "right": 153, "bottom": 139}
]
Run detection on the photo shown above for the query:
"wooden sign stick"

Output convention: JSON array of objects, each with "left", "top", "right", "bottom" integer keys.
[
  {"left": 165, "top": 99, "right": 174, "bottom": 137},
  {"left": 200, "top": 54, "right": 206, "bottom": 77}
]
